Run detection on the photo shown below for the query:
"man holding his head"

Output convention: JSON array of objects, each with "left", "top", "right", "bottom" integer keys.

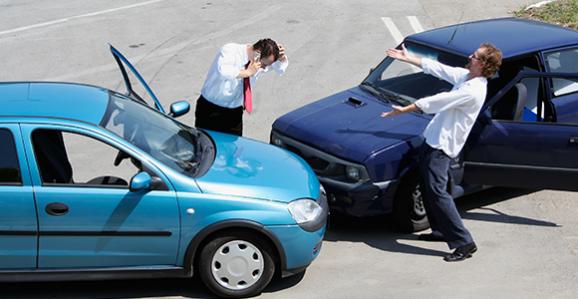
[
  {"left": 382, "top": 43, "right": 502, "bottom": 262},
  {"left": 195, "top": 38, "right": 288, "bottom": 136}
]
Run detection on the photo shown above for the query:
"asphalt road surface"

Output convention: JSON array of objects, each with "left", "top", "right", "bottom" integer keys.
[{"left": 2, "top": 0, "right": 577, "bottom": 298}]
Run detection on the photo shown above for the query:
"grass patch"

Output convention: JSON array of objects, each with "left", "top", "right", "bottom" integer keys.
[{"left": 513, "top": 0, "right": 578, "bottom": 30}]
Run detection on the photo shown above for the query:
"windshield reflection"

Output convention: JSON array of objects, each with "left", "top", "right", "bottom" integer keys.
[
  {"left": 212, "top": 138, "right": 263, "bottom": 178},
  {"left": 100, "top": 93, "right": 200, "bottom": 175},
  {"left": 362, "top": 43, "right": 467, "bottom": 104}
]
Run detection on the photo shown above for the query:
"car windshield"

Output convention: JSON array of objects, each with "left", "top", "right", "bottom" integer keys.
[
  {"left": 100, "top": 93, "right": 202, "bottom": 176},
  {"left": 361, "top": 42, "right": 468, "bottom": 105}
]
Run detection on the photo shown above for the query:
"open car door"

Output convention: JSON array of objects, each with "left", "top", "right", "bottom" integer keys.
[
  {"left": 463, "top": 70, "right": 578, "bottom": 191},
  {"left": 110, "top": 45, "right": 166, "bottom": 114}
]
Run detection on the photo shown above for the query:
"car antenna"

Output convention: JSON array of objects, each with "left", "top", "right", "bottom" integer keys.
[
  {"left": 447, "top": 25, "right": 459, "bottom": 45},
  {"left": 447, "top": 11, "right": 465, "bottom": 45}
]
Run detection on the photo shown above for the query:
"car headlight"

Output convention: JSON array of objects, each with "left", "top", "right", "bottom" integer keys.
[
  {"left": 288, "top": 199, "right": 322, "bottom": 224},
  {"left": 270, "top": 132, "right": 284, "bottom": 147},
  {"left": 288, "top": 191, "right": 328, "bottom": 232},
  {"left": 346, "top": 165, "right": 361, "bottom": 181}
]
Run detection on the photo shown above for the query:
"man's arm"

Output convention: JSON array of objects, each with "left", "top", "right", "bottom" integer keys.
[
  {"left": 421, "top": 59, "right": 469, "bottom": 86},
  {"left": 216, "top": 46, "right": 242, "bottom": 79},
  {"left": 381, "top": 89, "right": 475, "bottom": 119},
  {"left": 381, "top": 103, "right": 420, "bottom": 117},
  {"left": 386, "top": 44, "right": 421, "bottom": 67},
  {"left": 216, "top": 45, "right": 261, "bottom": 79},
  {"left": 386, "top": 44, "right": 467, "bottom": 85},
  {"left": 271, "top": 44, "right": 289, "bottom": 75},
  {"left": 413, "top": 89, "right": 475, "bottom": 114},
  {"left": 237, "top": 61, "right": 261, "bottom": 78}
]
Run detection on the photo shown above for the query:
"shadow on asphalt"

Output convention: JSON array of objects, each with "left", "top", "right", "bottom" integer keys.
[
  {"left": 325, "top": 187, "right": 559, "bottom": 256},
  {"left": 458, "top": 187, "right": 559, "bottom": 227},
  {"left": 0, "top": 278, "right": 213, "bottom": 299},
  {"left": 0, "top": 266, "right": 305, "bottom": 299},
  {"left": 1, "top": 188, "right": 556, "bottom": 298}
]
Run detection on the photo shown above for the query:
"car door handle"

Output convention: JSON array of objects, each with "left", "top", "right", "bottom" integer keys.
[
  {"left": 570, "top": 136, "right": 578, "bottom": 145},
  {"left": 45, "top": 202, "right": 69, "bottom": 216}
]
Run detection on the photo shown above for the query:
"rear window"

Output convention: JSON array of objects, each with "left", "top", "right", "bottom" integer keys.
[
  {"left": 0, "top": 129, "right": 22, "bottom": 184},
  {"left": 545, "top": 48, "right": 578, "bottom": 97}
]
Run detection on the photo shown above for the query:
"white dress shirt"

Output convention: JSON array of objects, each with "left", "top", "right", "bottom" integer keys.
[
  {"left": 200, "top": 43, "right": 289, "bottom": 108},
  {"left": 414, "top": 58, "right": 487, "bottom": 158}
]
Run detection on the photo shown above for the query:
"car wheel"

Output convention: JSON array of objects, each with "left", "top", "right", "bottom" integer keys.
[
  {"left": 392, "top": 173, "right": 429, "bottom": 232},
  {"left": 198, "top": 230, "right": 275, "bottom": 298}
]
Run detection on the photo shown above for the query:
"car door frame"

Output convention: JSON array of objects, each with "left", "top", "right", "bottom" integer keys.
[
  {"left": 0, "top": 123, "right": 38, "bottom": 270},
  {"left": 462, "top": 66, "right": 578, "bottom": 191},
  {"left": 540, "top": 45, "right": 578, "bottom": 123},
  {"left": 20, "top": 120, "right": 184, "bottom": 269},
  {"left": 110, "top": 45, "right": 166, "bottom": 114}
]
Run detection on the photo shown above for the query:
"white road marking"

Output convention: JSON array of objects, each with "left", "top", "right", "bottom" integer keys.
[
  {"left": 381, "top": 17, "right": 404, "bottom": 45},
  {"left": 407, "top": 16, "right": 424, "bottom": 33},
  {"left": 0, "top": 0, "right": 166, "bottom": 37},
  {"left": 45, "top": 5, "right": 282, "bottom": 81}
]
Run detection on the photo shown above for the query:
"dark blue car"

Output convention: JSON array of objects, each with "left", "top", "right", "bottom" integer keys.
[{"left": 271, "top": 18, "right": 578, "bottom": 231}]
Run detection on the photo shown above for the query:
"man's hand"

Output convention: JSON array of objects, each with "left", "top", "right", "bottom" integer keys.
[
  {"left": 386, "top": 44, "right": 409, "bottom": 61},
  {"left": 245, "top": 60, "right": 262, "bottom": 77},
  {"left": 278, "top": 44, "right": 287, "bottom": 62},
  {"left": 386, "top": 44, "right": 421, "bottom": 67},
  {"left": 381, "top": 105, "right": 405, "bottom": 117}
]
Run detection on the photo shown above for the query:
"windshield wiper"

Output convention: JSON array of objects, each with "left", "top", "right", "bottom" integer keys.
[
  {"left": 185, "top": 129, "right": 204, "bottom": 175},
  {"left": 361, "top": 82, "right": 408, "bottom": 105},
  {"left": 379, "top": 88, "right": 410, "bottom": 106},
  {"left": 360, "top": 82, "right": 391, "bottom": 103}
]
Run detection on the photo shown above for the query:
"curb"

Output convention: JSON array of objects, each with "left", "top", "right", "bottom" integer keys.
[{"left": 525, "top": 0, "right": 557, "bottom": 10}]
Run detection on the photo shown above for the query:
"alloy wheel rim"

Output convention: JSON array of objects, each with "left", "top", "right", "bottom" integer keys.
[
  {"left": 412, "top": 184, "right": 427, "bottom": 218},
  {"left": 211, "top": 240, "right": 264, "bottom": 291}
]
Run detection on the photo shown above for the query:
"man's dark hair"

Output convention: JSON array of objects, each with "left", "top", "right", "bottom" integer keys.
[{"left": 253, "top": 38, "right": 280, "bottom": 61}]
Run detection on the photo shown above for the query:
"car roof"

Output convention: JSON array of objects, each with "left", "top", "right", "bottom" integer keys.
[
  {"left": 406, "top": 18, "right": 578, "bottom": 60},
  {"left": 0, "top": 82, "right": 109, "bottom": 125}
]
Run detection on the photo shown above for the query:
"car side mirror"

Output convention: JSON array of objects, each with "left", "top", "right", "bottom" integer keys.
[
  {"left": 130, "top": 172, "right": 152, "bottom": 192},
  {"left": 169, "top": 100, "right": 190, "bottom": 118}
]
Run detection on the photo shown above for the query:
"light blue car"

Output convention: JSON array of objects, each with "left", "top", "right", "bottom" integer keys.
[{"left": 0, "top": 46, "right": 327, "bottom": 298}]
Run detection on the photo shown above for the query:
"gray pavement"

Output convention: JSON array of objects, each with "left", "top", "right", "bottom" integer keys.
[{"left": 3, "top": 0, "right": 578, "bottom": 298}]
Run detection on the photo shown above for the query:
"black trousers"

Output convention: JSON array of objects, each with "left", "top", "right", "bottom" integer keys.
[
  {"left": 419, "top": 143, "right": 474, "bottom": 249},
  {"left": 194, "top": 95, "right": 243, "bottom": 136}
]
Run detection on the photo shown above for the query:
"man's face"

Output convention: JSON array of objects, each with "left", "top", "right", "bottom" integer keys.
[
  {"left": 259, "top": 54, "right": 276, "bottom": 69},
  {"left": 466, "top": 47, "right": 485, "bottom": 72}
]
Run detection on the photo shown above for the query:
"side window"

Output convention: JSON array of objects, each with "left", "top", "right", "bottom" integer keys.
[
  {"left": 491, "top": 77, "right": 545, "bottom": 122},
  {"left": 545, "top": 48, "right": 578, "bottom": 97},
  {"left": 32, "top": 129, "right": 158, "bottom": 188},
  {"left": 0, "top": 129, "right": 22, "bottom": 185}
]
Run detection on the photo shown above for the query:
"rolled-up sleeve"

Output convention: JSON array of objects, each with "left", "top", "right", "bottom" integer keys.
[
  {"left": 415, "top": 88, "right": 475, "bottom": 114},
  {"left": 217, "top": 46, "right": 241, "bottom": 79},
  {"left": 271, "top": 57, "right": 289, "bottom": 75},
  {"left": 421, "top": 58, "right": 469, "bottom": 86}
]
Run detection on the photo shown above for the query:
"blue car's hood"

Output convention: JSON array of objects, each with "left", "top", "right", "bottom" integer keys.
[
  {"left": 273, "top": 87, "right": 430, "bottom": 162},
  {"left": 195, "top": 131, "right": 319, "bottom": 203}
]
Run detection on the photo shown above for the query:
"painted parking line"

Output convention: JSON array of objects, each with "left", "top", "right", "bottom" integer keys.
[
  {"left": 407, "top": 16, "right": 424, "bottom": 33},
  {"left": 46, "top": 4, "right": 282, "bottom": 82},
  {"left": 382, "top": 16, "right": 427, "bottom": 43},
  {"left": 0, "top": 0, "right": 167, "bottom": 37},
  {"left": 381, "top": 17, "right": 404, "bottom": 45},
  {"left": 382, "top": 16, "right": 427, "bottom": 71}
]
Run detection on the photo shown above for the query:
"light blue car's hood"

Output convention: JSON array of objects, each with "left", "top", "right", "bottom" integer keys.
[{"left": 195, "top": 130, "right": 320, "bottom": 203}]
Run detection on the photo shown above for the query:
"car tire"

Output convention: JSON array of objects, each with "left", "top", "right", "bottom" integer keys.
[
  {"left": 392, "top": 172, "right": 430, "bottom": 232},
  {"left": 198, "top": 230, "right": 276, "bottom": 298}
]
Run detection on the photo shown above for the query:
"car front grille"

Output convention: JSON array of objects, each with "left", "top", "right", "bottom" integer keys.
[{"left": 272, "top": 133, "right": 356, "bottom": 179}]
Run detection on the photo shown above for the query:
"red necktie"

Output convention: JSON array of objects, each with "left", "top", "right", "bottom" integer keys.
[{"left": 243, "top": 62, "right": 253, "bottom": 113}]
